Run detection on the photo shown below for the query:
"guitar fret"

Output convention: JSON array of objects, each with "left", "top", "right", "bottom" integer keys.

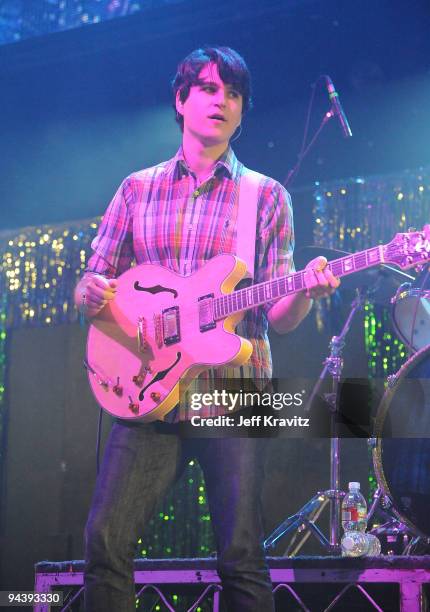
[
  {"left": 330, "top": 261, "right": 343, "bottom": 277},
  {"left": 247, "top": 288, "right": 253, "bottom": 307},
  {"left": 354, "top": 251, "right": 367, "bottom": 270},
  {"left": 294, "top": 273, "right": 303, "bottom": 291},
  {"left": 366, "top": 247, "right": 381, "bottom": 265},
  {"left": 232, "top": 292, "right": 237, "bottom": 313},
  {"left": 342, "top": 256, "right": 354, "bottom": 273}
]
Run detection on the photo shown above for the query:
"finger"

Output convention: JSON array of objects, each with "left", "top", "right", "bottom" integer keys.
[
  {"left": 86, "top": 284, "right": 110, "bottom": 300},
  {"left": 304, "top": 256, "right": 329, "bottom": 290},
  {"left": 93, "top": 276, "right": 115, "bottom": 289},
  {"left": 322, "top": 268, "right": 341, "bottom": 288},
  {"left": 311, "top": 256, "right": 328, "bottom": 272},
  {"left": 85, "top": 288, "right": 107, "bottom": 303},
  {"left": 89, "top": 279, "right": 117, "bottom": 299},
  {"left": 313, "top": 269, "right": 330, "bottom": 288}
]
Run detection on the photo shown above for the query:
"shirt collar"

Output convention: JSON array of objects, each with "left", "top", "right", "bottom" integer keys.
[{"left": 169, "top": 146, "right": 240, "bottom": 180}]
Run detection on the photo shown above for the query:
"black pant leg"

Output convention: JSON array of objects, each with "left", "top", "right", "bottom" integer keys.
[
  {"left": 196, "top": 437, "right": 274, "bottom": 612},
  {"left": 84, "top": 421, "right": 184, "bottom": 612}
]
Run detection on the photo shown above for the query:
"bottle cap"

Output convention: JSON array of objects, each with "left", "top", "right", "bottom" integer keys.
[{"left": 348, "top": 481, "right": 360, "bottom": 490}]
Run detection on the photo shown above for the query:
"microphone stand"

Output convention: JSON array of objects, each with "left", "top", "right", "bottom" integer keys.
[
  {"left": 284, "top": 110, "right": 334, "bottom": 189},
  {"left": 266, "top": 79, "right": 356, "bottom": 553}
]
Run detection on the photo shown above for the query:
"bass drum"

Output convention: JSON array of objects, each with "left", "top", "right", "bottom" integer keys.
[
  {"left": 391, "top": 286, "right": 430, "bottom": 352},
  {"left": 373, "top": 345, "right": 430, "bottom": 537}
]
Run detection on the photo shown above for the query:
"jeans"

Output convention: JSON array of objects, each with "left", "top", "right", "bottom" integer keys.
[{"left": 84, "top": 420, "right": 274, "bottom": 612}]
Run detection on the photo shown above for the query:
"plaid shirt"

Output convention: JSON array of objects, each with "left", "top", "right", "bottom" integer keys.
[{"left": 86, "top": 147, "right": 295, "bottom": 420}]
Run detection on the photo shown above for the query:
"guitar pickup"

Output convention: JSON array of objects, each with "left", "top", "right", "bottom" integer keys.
[
  {"left": 162, "top": 306, "right": 181, "bottom": 345},
  {"left": 198, "top": 293, "right": 216, "bottom": 332}
]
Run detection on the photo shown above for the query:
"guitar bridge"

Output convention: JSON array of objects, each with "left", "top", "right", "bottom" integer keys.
[
  {"left": 137, "top": 316, "right": 147, "bottom": 353},
  {"left": 153, "top": 313, "right": 163, "bottom": 348},
  {"left": 198, "top": 293, "right": 216, "bottom": 332}
]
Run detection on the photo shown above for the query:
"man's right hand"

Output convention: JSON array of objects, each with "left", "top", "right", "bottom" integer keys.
[{"left": 75, "top": 274, "right": 118, "bottom": 318}]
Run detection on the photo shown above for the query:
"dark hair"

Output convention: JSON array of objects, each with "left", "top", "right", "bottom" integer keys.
[{"left": 172, "top": 46, "right": 253, "bottom": 130}]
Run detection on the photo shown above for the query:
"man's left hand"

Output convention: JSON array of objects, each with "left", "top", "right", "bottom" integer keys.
[{"left": 303, "top": 256, "right": 340, "bottom": 299}]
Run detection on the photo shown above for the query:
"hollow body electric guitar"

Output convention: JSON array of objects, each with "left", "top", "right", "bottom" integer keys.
[{"left": 86, "top": 229, "right": 430, "bottom": 421}]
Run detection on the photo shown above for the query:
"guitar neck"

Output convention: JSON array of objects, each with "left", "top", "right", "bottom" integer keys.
[{"left": 213, "top": 244, "right": 386, "bottom": 320}]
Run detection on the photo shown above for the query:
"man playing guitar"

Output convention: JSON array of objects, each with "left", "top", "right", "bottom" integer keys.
[{"left": 74, "top": 46, "right": 339, "bottom": 611}]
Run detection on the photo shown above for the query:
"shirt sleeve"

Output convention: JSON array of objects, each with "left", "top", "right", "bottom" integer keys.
[
  {"left": 86, "top": 177, "right": 135, "bottom": 278},
  {"left": 254, "top": 181, "right": 295, "bottom": 315}
]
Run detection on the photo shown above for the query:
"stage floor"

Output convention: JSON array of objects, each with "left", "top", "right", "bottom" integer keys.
[{"left": 34, "top": 555, "right": 430, "bottom": 611}]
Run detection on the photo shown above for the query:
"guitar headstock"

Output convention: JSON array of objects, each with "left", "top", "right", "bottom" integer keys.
[{"left": 384, "top": 225, "right": 430, "bottom": 269}]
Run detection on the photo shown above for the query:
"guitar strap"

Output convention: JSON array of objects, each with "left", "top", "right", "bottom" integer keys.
[{"left": 236, "top": 167, "right": 266, "bottom": 279}]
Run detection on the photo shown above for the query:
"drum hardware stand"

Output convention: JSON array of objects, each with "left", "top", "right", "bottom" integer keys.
[
  {"left": 264, "top": 288, "right": 370, "bottom": 555},
  {"left": 366, "top": 482, "right": 421, "bottom": 555}
]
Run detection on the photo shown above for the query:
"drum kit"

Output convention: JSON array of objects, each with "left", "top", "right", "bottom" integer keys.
[{"left": 264, "top": 247, "right": 430, "bottom": 556}]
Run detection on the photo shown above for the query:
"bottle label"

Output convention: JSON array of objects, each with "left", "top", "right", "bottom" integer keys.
[{"left": 342, "top": 508, "right": 358, "bottom": 521}]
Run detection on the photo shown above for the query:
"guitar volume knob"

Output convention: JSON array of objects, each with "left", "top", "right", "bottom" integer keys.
[
  {"left": 133, "top": 374, "right": 145, "bottom": 386},
  {"left": 150, "top": 392, "right": 161, "bottom": 402}
]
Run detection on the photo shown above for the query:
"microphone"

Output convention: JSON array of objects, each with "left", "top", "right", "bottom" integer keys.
[{"left": 324, "top": 76, "right": 352, "bottom": 138}]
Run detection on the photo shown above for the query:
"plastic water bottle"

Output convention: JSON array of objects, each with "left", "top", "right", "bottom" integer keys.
[
  {"left": 366, "top": 533, "right": 382, "bottom": 556},
  {"left": 341, "top": 531, "right": 369, "bottom": 557},
  {"left": 342, "top": 482, "right": 367, "bottom": 532},
  {"left": 341, "top": 531, "right": 382, "bottom": 557}
]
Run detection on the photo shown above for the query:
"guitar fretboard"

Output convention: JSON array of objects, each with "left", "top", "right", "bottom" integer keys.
[{"left": 213, "top": 245, "right": 384, "bottom": 320}]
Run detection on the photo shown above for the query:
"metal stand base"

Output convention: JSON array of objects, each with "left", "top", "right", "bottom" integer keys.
[{"left": 264, "top": 491, "right": 343, "bottom": 555}]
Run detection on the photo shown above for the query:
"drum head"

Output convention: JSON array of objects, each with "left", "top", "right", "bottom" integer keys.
[
  {"left": 373, "top": 346, "right": 430, "bottom": 537},
  {"left": 392, "top": 289, "right": 430, "bottom": 352}
]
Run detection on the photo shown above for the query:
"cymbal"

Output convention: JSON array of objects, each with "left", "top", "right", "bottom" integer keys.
[{"left": 295, "top": 245, "right": 415, "bottom": 303}]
